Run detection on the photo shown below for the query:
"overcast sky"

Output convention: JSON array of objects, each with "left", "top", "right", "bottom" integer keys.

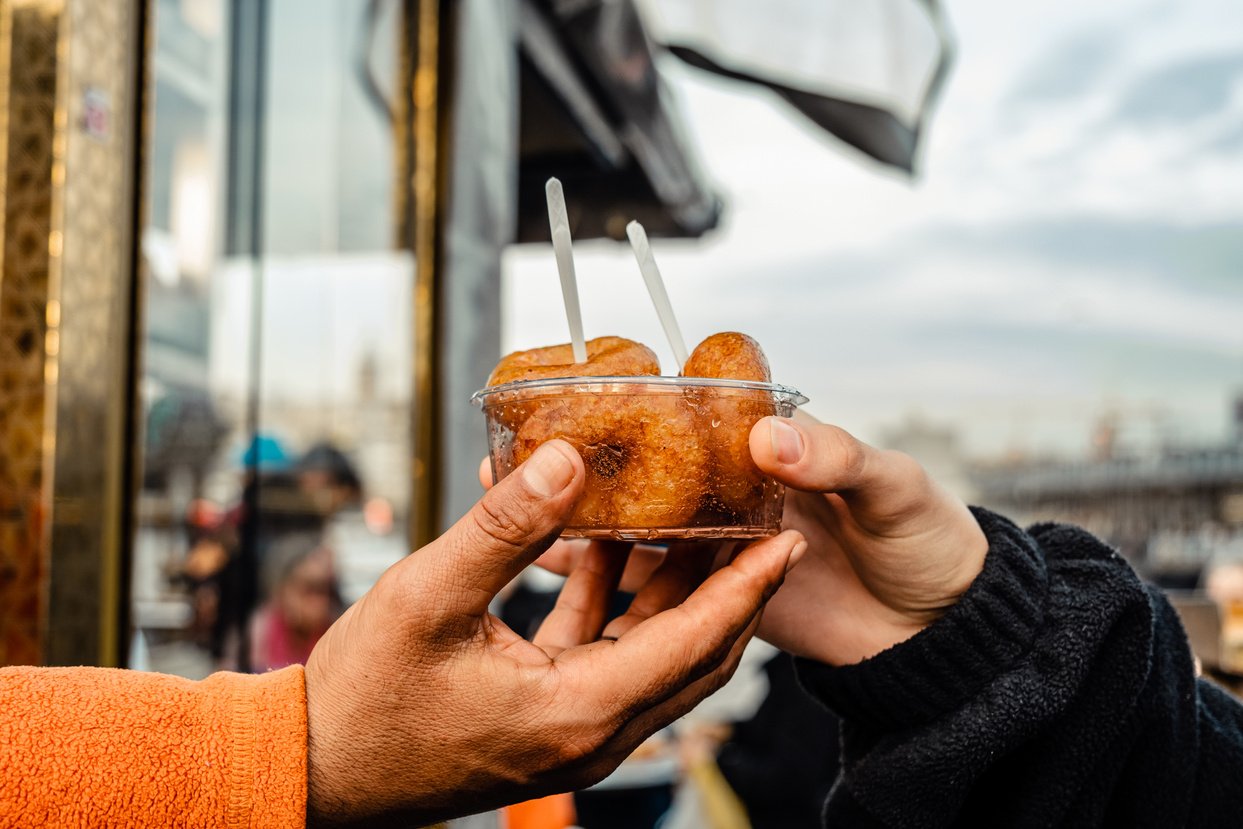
[{"left": 501, "top": 0, "right": 1243, "bottom": 460}]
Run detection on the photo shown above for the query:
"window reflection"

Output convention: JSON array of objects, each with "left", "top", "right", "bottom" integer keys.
[{"left": 133, "top": 0, "right": 412, "bottom": 677}]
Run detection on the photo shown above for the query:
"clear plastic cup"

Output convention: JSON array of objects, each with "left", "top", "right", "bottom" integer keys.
[{"left": 471, "top": 376, "right": 808, "bottom": 540}]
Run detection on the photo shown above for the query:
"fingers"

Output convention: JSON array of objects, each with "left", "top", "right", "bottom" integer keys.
[
  {"left": 600, "top": 544, "right": 716, "bottom": 639},
  {"left": 530, "top": 539, "right": 586, "bottom": 577},
  {"left": 533, "top": 542, "right": 628, "bottom": 656},
  {"left": 478, "top": 456, "right": 494, "bottom": 490},
  {"left": 536, "top": 541, "right": 667, "bottom": 594},
  {"left": 587, "top": 530, "right": 805, "bottom": 712},
  {"left": 413, "top": 440, "right": 585, "bottom": 620}
]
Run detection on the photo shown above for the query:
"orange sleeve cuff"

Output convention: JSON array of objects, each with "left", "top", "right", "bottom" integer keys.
[{"left": 0, "top": 665, "right": 307, "bottom": 827}]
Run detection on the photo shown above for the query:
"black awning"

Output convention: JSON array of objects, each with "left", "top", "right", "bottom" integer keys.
[
  {"left": 514, "top": 0, "right": 952, "bottom": 242},
  {"left": 642, "top": 0, "right": 953, "bottom": 174},
  {"left": 516, "top": 0, "right": 722, "bottom": 243}
]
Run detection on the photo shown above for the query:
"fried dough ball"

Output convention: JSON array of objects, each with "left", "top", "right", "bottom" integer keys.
[
  {"left": 488, "top": 336, "right": 659, "bottom": 387},
  {"left": 513, "top": 394, "right": 709, "bottom": 530},
  {"left": 486, "top": 336, "right": 661, "bottom": 434},
  {"left": 682, "top": 332, "right": 775, "bottom": 516},
  {"left": 682, "top": 332, "right": 771, "bottom": 383}
]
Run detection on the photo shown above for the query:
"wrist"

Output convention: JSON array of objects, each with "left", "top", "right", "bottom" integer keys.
[
  {"left": 853, "top": 500, "right": 991, "bottom": 661},
  {"left": 796, "top": 508, "right": 1048, "bottom": 730},
  {"left": 771, "top": 510, "right": 990, "bottom": 667},
  {"left": 304, "top": 660, "right": 363, "bottom": 827}
]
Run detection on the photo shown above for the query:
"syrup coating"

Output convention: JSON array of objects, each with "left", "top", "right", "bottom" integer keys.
[{"left": 682, "top": 333, "right": 774, "bottom": 514}]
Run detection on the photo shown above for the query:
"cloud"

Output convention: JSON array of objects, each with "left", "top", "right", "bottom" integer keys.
[
  {"left": 502, "top": 208, "right": 1243, "bottom": 457},
  {"left": 904, "top": 217, "right": 1243, "bottom": 298},
  {"left": 698, "top": 214, "right": 1243, "bottom": 315},
  {"left": 1006, "top": 30, "right": 1121, "bottom": 107},
  {"left": 1202, "top": 119, "right": 1243, "bottom": 156},
  {"left": 1112, "top": 52, "right": 1243, "bottom": 126}
]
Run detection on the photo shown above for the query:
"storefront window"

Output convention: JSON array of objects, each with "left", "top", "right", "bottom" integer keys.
[{"left": 132, "top": 0, "right": 412, "bottom": 677}]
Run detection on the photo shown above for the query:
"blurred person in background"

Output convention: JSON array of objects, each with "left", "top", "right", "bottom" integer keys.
[
  {"left": 246, "top": 531, "right": 343, "bottom": 673},
  {"left": 297, "top": 442, "right": 364, "bottom": 519},
  {"left": 295, "top": 442, "right": 397, "bottom": 606},
  {"left": 178, "top": 498, "right": 231, "bottom": 653},
  {"left": 216, "top": 434, "right": 324, "bottom": 667},
  {"left": 702, "top": 652, "right": 839, "bottom": 829}
]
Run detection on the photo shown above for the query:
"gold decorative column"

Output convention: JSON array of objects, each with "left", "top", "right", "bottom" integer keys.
[
  {"left": 406, "top": 0, "right": 454, "bottom": 548},
  {"left": 0, "top": 0, "right": 148, "bottom": 667},
  {"left": 0, "top": 0, "right": 59, "bottom": 667}
]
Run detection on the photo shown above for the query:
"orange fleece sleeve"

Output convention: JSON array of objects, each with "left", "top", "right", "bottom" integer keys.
[{"left": 0, "top": 665, "right": 307, "bottom": 827}]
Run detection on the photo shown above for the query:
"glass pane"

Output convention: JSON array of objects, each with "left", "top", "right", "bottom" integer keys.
[{"left": 132, "top": 0, "right": 412, "bottom": 677}]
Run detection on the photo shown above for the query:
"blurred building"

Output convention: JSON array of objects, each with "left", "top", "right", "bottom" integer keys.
[
  {"left": 882, "top": 413, "right": 977, "bottom": 503},
  {"left": 972, "top": 398, "right": 1243, "bottom": 587}
]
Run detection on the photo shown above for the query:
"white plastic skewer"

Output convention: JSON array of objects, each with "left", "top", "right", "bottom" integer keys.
[
  {"left": 545, "top": 178, "right": 588, "bottom": 364},
  {"left": 626, "top": 220, "right": 690, "bottom": 371}
]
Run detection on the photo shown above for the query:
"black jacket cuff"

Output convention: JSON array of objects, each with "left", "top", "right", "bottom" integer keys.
[{"left": 795, "top": 507, "right": 1049, "bottom": 731}]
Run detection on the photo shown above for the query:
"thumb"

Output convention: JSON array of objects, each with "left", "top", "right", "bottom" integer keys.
[
  {"left": 749, "top": 414, "right": 935, "bottom": 524},
  {"left": 412, "top": 440, "right": 585, "bottom": 621},
  {"left": 750, "top": 414, "right": 882, "bottom": 494}
]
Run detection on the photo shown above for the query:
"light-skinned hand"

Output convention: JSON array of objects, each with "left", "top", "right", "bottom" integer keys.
[
  {"left": 305, "top": 440, "right": 805, "bottom": 827},
  {"left": 743, "top": 411, "right": 988, "bottom": 665}
]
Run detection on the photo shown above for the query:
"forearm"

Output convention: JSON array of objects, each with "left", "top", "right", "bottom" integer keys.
[
  {"left": 0, "top": 665, "right": 307, "bottom": 826},
  {"left": 794, "top": 509, "right": 1242, "bottom": 825}
]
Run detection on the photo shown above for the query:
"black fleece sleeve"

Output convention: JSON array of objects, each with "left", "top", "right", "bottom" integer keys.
[{"left": 795, "top": 507, "right": 1243, "bottom": 828}]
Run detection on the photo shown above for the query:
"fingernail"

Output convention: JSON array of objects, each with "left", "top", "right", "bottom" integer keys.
[
  {"left": 787, "top": 539, "right": 808, "bottom": 573},
  {"left": 523, "top": 442, "right": 576, "bottom": 497},
  {"left": 769, "top": 418, "right": 804, "bottom": 465}
]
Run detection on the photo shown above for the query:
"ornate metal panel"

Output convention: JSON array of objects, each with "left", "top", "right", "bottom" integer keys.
[
  {"left": 0, "top": 0, "right": 63, "bottom": 667},
  {"left": 0, "top": 0, "right": 146, "bottom": 667},
  {"left": 43, "top": 0, "right": 146, "bottom": 667}
]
